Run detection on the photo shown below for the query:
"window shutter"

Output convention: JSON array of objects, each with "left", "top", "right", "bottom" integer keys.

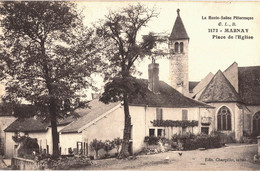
[
  {"left": 156, "top": 108, "right": 163, "bottom": 120},
  {"left": 182, "top": 110, "right": 188, "bottom": 120}
]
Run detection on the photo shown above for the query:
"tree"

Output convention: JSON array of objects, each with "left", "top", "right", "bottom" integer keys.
[
  {"left": 90, "top": 139, "right": 104, "bottom": 159},
  {"left": 97, "top": 4, "right": 163, "bottom": 158},
  {"left": 113, "top": 137, "right": 122, "bottom": 154},
  {"left": 0, "top": 1, "right": 101, "bottom": 157}
]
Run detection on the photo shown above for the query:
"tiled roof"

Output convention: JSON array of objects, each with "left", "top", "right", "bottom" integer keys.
[
  {"left": 130, "top": 79, "right": 212, "bottom": 108},
  {"left": 4, "top": 117, "right": 49, "bottom": 132},
  {"left": 238, "top": 66, "right": 260, "bottom": 105},
  {"left": 198, "top": 70, "right": 242, "bottom": 103},
  {"left": 189, "top": 81, "right": 199, "bottom": 93},
  {"left": 169, "top": 9, "right": 189, "bottom": 40},
  {"left": 60, "top": 99, "right": 120, "bottom": 133},
  {"left": 191, "top": 72, "right": 214, "bottom": 99}
]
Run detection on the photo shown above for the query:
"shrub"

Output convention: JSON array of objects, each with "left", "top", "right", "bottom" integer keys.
[
  {"left": 37, "top": 156, "right": 92, "bottom": 170},
  {"left": 12, "top": 135, "right": 39, "bottom": 159},
  {"left": 171, "top": 133, "right": 221, "bottom": 150},
  {"left": 211, "top": 131, "right": 236, "bottom": 144},
  {"left": 144, "top": 136, "right": 160, "bottom": 145},
  {"left": 103, "top": 140, "right": 114, "bottom": 155}
]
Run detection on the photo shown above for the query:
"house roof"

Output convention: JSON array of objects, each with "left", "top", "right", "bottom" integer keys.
[
  {"left": 130, "top": 79, "right": 212, "bottom": 108},
  {"left": 60, "top": 79, "right": 212, "bottom": 133},
  {"left": 60, "top": 99, "right": 120, "bottom": 133},
  {"left": 198, "top": 70, "right": 242, "bottom": 103},
  {"left": 4, "top": 117, "right": 49, "bottom": 132},
  {"left": 169, "top": 9, "right": 189, "bottom": 40},
  {"left": 190, "top": 72, "right": 214, "bottom": 98},
  {"left": 189, "top": 81, "right": 199, "bottom": 93},
  {"left": 238, "top": 66, "right": 260, "bottom": 105}
]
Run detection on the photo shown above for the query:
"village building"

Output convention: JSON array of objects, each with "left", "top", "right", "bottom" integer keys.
[
  {"left": 0, "top": 106, "right": 16, "bottom": 157},
  {"left": 4, "top": 117, "right": 72, "bottom": 158},
  {"left": 190, "top": 62, "right": 260, "bottom": 140},
  {"left": 59, "top": 65, "right": 213, "bottom": 156}
]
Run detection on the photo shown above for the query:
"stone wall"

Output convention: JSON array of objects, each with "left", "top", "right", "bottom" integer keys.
[
  {"left": 169, "top": 39, "right": 189, "bottom": 96},
  {"left": 11, "top": 157, "right": 39, "bottom": 170}
]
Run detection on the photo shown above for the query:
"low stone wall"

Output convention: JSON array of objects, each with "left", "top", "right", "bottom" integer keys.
[
  {"left": 11, "top": 157, "right": 39, "bottom": 170},
  {"left": 257, "top": 136, "right": 260, "bottom": 156}
]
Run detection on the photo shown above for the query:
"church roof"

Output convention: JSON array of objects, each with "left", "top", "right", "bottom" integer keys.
[
  {"left": 238, "top": 66, "right": 260, "bottom": 105},
  {"left": 199, "top": 70, "right": 242, "bottom": 103},
  {"left": 169, "top": 9, "right": 189, "bottom": 40}
]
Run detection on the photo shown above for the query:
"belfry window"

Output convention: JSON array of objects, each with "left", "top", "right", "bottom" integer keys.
[
  {"left": 174, "top": 42, "right": 179, "bottom": 53},
  {"left": 180, "top": 42, "right": 184, "bottom": 53},
  {"left": 217, "top": 106, "right": 231, "bottom": 131}
]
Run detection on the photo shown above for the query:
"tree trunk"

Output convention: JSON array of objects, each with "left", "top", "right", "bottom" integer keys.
[
  {"left": 50, "top": 98, "right": 59, "bottom": 158},
  {"left": 40, "top": 41, "right": 59, "bottom": 158},
  {"left": 118, "top": 92, "right": 132, "bottom": 159}
]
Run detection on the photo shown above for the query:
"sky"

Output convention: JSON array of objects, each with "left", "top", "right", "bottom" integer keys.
[
  {"left": 0, "top": 1, "right": 260, "bottom": 98},
  {"left": 78, "top": 1, "right": 260, "bottom": 85}
]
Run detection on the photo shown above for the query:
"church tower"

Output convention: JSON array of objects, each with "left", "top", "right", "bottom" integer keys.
[{"left": 169, "top": 9, "right": 189, "bottom": 96}]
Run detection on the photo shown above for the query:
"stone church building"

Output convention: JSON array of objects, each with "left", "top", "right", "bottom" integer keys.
[{"left": 170, "top": 9, "right": 260, "bottom": 140}]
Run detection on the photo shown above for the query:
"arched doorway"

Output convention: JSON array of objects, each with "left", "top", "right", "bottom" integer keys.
[{"left": 253, "top": 111, "right": 260, "bottom": 136}]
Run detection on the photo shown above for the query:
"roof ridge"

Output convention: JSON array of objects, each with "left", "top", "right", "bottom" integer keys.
[
  {"left": 223, "top": 61, "right": 238, "bottom": 73},
  {"left": 199, "top": 70, "right": 242, "bottom": 103}
]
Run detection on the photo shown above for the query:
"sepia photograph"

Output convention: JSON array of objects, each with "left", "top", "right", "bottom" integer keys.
[{"left": 0, "top": 0, "right": 260, "bottom": 170}]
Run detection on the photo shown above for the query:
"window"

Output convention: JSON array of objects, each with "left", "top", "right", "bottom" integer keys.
[
  {"left": 180, "top": 42, "right": 184, "bottom": 53},
  {"left": 174, "top": 42, "right": 179, "bottom": 53},
  {"left": 253, "top": 111, "right": 260, "bottom": 136},
  {"left": 149, "top": 129, "right": 155, "bottom": 136},
  {"left": 182, "top": 110, "right": 188, "bottom": 120},
  {"left": 157, "top": 129, "right": 164, "bottom": 137},
  {"left": 217, "top": 106, "right": 231, "bottom": 131},
  {"left": 156, "top": 108, "right": 163, "bottom": 120}
]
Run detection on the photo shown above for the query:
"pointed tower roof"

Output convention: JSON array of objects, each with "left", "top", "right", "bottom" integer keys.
[
  {"left": 198, "top": 70, "right": 242, "bottom": 103},
  {"left": 169, "top": 9, "right": 189, "bottom": 40}
]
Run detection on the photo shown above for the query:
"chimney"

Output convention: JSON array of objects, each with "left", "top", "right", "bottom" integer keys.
[{"left": 148, "top": 62, "right": 159, "bottom": 93}]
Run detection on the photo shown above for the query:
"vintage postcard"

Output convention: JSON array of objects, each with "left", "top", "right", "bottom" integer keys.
[{"left": 0, "top": 1, "right": 260, "bottom": 170}]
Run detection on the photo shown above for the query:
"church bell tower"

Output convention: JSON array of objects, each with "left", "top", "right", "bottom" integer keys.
[{"left": 169, "top": 9, "right": 189, "bottom": 96}]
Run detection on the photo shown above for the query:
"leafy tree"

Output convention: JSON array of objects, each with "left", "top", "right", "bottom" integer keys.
[
  {"left": 0, "top": 1, "right": 101, "bottom": 157},
  {"left": 97, "top": 4, "right": 164, "bottom": 158},
  {"left": 113, "top": 137, "right": 122, "bottom": 154},
  {"left": 90, "top": 139, "right": 104, "bottom": 159}
]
